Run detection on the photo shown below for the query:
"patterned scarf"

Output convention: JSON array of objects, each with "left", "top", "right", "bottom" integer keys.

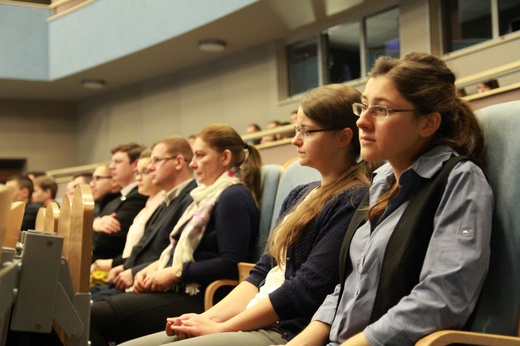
[{"left": 157, "top": 169, "right": 240, "bottom": 295}]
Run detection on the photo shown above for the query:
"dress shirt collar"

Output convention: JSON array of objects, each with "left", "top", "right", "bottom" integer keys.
[
  {"left": 163, "top": 178, "right": 194, "bottom": 207},
  {"left": 120, "top": 182, "right": 138, "bottom": 200}
]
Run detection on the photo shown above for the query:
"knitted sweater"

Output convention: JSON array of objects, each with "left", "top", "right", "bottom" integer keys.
[{"left": 245, "top": 182, "right": 368, "bottom": 340}]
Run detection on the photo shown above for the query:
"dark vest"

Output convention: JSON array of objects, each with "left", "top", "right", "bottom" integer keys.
[{"left": 338, "top": 156, "right": 467, "bottom": 323}]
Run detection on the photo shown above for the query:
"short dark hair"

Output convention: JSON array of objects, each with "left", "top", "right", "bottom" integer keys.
[
  {"left": 111, "top": 142, "right": 147, "bottom": 163},
  {"left": 33, "top": 175, "right": 58, "bottom": 199},
  {"left": 8, "top": 174, "right": 34, "bottom": 196}
]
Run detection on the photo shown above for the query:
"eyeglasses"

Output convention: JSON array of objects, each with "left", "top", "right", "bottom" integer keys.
[
  {"left": 134, "top": 169, "right": 150, "bottom": 178},
  {"left": 150, "top": 155, "right": 176, "bottom": 165},
  {"left": 352, "top": 102, "right": 415, "bottom": 118},
  {"left": 92, "top": 175, "right": 112, "bottom": 182},
  {"left": 293, "top": 126, "right": 343, "bottom": 138}
]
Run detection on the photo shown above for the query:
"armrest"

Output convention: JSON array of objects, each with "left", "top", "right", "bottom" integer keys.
[
  {"left": 204, "top": 279, "right": 239, "bottom": 310},
  {"left": 204, "top": 262, "right": 256, "bottom": 310},
  {"left": 416, "top": 330, "right": 520, "bottom": 346}
]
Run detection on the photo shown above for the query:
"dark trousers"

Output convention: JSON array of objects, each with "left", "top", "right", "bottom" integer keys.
[{"left": 89, "top": 291, "right": 205, "bottom": 346}]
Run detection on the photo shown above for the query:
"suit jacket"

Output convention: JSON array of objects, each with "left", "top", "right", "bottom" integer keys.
[
  {"left": 92, "top": 186, "right": 147, "bottom": 262},
  {"left": 124, "top": 179, "right": 197, "bottom": 275},
  {"left": 21, "top": 202, "right": 42, "bottom": 231}
]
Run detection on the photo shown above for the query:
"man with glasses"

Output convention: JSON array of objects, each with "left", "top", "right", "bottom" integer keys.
[
  {"left": 92, "top": 142, "right": 148, "bottom": 262},
  {"left": 90, "top": 136, "right": 197, "bottom": 300},
  {"left": 90, "top": 164, "right": 121, "bottom": 217}
]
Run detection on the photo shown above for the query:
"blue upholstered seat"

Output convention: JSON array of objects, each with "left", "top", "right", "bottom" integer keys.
[
  {"left": 417, "top": 100, "right": 520, "bottom": 344},
  {"left": 270, "top": 159, "right": 321, "bottom": 231}
]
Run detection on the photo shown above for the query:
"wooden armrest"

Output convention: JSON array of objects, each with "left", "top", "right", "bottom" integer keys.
[
  {"left": 237, "top": 262, "right": 255, "bottom": 281},
  {"left": 204, "top": 279, "right": 239, "bottom": 310},
  {"left": 416, "top": 330, "right": 520, "bottom": 346},
  {"left": 204, "top": 262, "right": 256, "bottom": 310}
]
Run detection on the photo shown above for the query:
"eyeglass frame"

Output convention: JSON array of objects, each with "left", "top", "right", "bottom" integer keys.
[
  {"left": 352, "top": 102, "right": 416, "bottom": 118},
  {"left": 91, "top": 175, "right": 112, "bottom": 182},
  {"left": 149, "top": 155, "right": 177, "bottom": 166},
  {"left": 293, "top": 126, "right": 344, "bottom": 138},
  {"left": 134, "top": 169, "right": 150, "bottom": 178}
]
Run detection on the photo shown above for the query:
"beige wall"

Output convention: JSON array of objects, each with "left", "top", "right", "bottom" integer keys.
[
  {"left": 76, "top": 42, "right": 301, "bottom": 164},
  {"left": 0, "top": 99, "right": 77, "bottom": 171}
]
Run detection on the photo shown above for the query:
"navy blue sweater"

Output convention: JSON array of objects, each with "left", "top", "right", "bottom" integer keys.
[{"left": 245, "top": 182, "right": 368, "bottom": 340}]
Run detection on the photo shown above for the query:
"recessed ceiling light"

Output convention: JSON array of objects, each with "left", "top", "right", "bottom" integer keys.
[
  {"left": 198, "top": 39, "right": 227, "bottom": 52},
  {"left": 82, "top": 79, "right": 106, "bottom": 89}
]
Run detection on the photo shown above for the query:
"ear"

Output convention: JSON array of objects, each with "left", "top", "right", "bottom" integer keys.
[
  {"left": 20, "top": 187, "right": 30, "bottom": 199},
  {"left": 130, "top": 159, "right": 139, "bottom": 169},
  {"left": 173, "top": 155, "right": 185, "bottom": 170},
  {"left": 420, "top": 112, "right": 441, "bottom": 138},
  {"left": 338, "top": 128, "right": 353, "bottom": 148},
  {"left": 221, "top": 149, "right": 232, "bottom": 167}
]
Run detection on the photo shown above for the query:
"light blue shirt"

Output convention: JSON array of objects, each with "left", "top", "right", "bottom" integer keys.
[{"left": 313, "top": 145, "right": 493, "bottom": 346}]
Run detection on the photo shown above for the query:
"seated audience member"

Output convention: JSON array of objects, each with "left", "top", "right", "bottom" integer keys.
[
  {"left": 456, "top": 88, "right": 467, "bottom": 97},
  {"left": 90, "top": 137, "right": 196, "bottom": 292},
  {"left": 92, "top": 142, "right": 148, "bottom": 262},
  {"left": 477, "top": 78, "right": 499, "bottom": 93},
  {"left": 260, "top": 120, "right": 281, "bottom": 144},
  {"left": 5, "top": 174, "right": 42, "bottom": 231},
  {"left": 281, "top": 53, "right": 493, "bottom": 346},
  {"left": 65, "top": 172, "right": 93, "bottom": 196},
  {"left": 89, "top": 124, "right": 262, "bottom": 345},
  {"left": 90, "top": 149, "right": 162, "bottom": 283},
  {"left": 289, "top": 110, "right": 298, "bottom": 124},
  {"left": 26, "top": 170, "right": 45, "bottom": 181},
  {"left": 187, "top": 135, "right": 196, "bottom": 149},
  {"left": 276, "top": 121, "right": 294, "bottom": 140},
  {"left": 245, "top": 123, "right": 262, "bottom": 145},
  {"left": 90, "top": 164, "right": 121, "bottom": 217},
  {"left": 32, "top": 175, "right": 58, "bottom": 207},
  {"left": 120, "top": 84, "right": 374, "bottom": 346}
]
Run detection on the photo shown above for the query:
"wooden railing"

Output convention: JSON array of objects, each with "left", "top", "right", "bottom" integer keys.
[{"left": 48, "top": 0, "right": 95, "bottom": 21}]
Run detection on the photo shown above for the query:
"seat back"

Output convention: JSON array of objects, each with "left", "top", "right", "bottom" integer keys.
[
  {"left": 4, "top": 201, "right": 25, "bottom": 248},
  {"left": 34, "top": 206, "right": 46, "bottom": 231},
  {"left": 468, "top": 101, "right": 520, "bottom": 336},
  {"left": 251, "top": 164, "right": 282, "bottom": 261},
  {"left": 0, "top": 185, "right": 15, "bottom": 247},
  {"left": 270, "top": 158, "right": 321, "bottom": 231},
  {"left": 57, "top": 194, "right": 72, "bottom": 259},
  {"left": 43, "top": 201, "right": 60, "bottom": 233},
  {"left": 68, "top": 183, "right": 95, "bottom": 293}
]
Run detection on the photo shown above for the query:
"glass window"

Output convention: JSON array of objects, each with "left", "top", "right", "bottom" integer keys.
[
  {"left": 323, "top": 22, "right": 361, "bottom": 83},
  {"left": 365, "top": 8, "right": 400, "bottom": 73},
  {"left": 499, "top": 0, "right": 520, "bottom": 35},
  {"left": 287, "top": 38, "right": 319, "bottom": 96},
  {"left": 443, "top": 0, "right": 492, "bottom": 53}
]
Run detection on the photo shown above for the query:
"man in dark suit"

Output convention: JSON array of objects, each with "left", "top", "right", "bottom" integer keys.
[
  {"left": 91, "top": 136, "right": 197, "bottom": 298},
  {"left": 91, "top": 142, "right": 148, "bottom": 262},
  {"left": 6, "top": 174, "right": 42, "bottom": 231}
]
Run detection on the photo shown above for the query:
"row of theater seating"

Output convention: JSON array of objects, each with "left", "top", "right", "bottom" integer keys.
[{"left": 1, "top": 100, "right": 520, "bottom": 345}]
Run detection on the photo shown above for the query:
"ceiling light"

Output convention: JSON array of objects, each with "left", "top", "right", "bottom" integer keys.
[
  {"left": 82, "top": 79, "right": 106, "bottom": 89},
  {"left": 198, "top": 39, "right": 227, "bottom": 52}
]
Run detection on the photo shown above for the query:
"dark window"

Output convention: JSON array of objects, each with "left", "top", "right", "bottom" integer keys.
[{"left": 287, "top": 38, "right": 319, "bottom": 96}]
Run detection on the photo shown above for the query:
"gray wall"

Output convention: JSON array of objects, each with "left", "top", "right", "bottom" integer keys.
[{"left": 0, "top": 100, "right": 77, "bottom": 171}]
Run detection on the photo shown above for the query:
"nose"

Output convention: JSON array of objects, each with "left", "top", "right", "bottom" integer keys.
[
  {"left": 356, "top": 108, "right": 372, "bottom": 130},
  {"left": 292, "top": 131, "right": 302, "bottom": 146}
]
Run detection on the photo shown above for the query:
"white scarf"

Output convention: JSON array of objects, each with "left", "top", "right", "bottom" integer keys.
[{"left": 158, "top": 170, "right": 240, "bottom": 295}]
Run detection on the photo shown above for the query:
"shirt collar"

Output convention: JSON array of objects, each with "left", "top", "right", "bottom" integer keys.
[
  {"left": 163, "top": 178, "right": 194, "bottom": 206},
  {"left": 120, "top": 182, "right": 138, "bottom": 199}
]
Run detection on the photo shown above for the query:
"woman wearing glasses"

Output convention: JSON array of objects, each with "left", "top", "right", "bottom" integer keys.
[
  {"left": 89, "top": 124, "right": 262, "bottom": 345},
  {"left": 90, "top": 149, "right": 164, "bottom": 288},
  {"left": 121, "top": 84, "right": 375, "bottom": 346},
  {"left": 281, "top": 53, "right": 494, "bottom": 346}
]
